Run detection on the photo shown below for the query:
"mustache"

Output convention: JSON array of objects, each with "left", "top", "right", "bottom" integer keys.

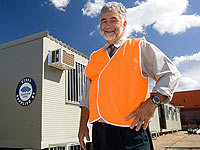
[{"left": 103, "top": 28, "right": 115, "bottom": 32}]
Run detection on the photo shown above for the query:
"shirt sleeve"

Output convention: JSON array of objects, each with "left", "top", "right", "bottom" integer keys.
[
  {"left": 140, "top": 40, "right": 181, "bottom": 103},
  {"left": 79, "top": 76, "right": 90, "bottom": 109}
]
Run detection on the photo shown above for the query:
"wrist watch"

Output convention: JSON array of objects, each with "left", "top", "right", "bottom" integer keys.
[{"left": 150, "top": 96, "right": 161, "bottom": 105}]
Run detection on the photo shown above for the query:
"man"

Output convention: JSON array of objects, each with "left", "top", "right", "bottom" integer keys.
[{"left": 78, "top": 1, "right": 181, "bottom": 150}]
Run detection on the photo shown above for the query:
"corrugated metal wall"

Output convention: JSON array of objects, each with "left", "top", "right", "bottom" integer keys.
[
  {"left": 171, "top": 90, "right": 200, "bottom": 130},
  {"left": 171, "top": 90, "right": 200, "bottom": 108},
  {"left": 180, "top": 108, "right": 200, "bottom": 130}
]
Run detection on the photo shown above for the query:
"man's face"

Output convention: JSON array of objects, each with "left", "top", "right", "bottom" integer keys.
[{"left": 100, "top": 11, "right": 126, "bottom": 43}]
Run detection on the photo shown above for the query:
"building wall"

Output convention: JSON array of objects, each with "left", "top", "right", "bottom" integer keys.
[
  {"left": 149, "top": 104, "right": 182, "bottom": 134},
  {"left": 161, "top": 104, "right": 182, "bottom": 133},
  {"left": 41, "top": 37, "right": 90, "bottom": 148},
  {"left": 171, "top": 90, "right": 200, "bottom": 108},
  {"left": 149, "top": 107, "right": 160, "bottom": 133},
  {"left": 0, "top": 38, "right": 43, "bottom": 148},
  {"left": 180, "top": 108, "right": 200, "bottom": 130},
  {"left": 171, "top": 90, "right": 200, "bottom": 130}
]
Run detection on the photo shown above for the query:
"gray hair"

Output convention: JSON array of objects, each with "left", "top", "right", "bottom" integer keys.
[{"left": 101, "top": 1, "right": 127, "bottom": 20}]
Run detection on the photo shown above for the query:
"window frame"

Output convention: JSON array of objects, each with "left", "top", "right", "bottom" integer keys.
[{"left": 66, "top": 62, "right": 86, "bottom": 104}]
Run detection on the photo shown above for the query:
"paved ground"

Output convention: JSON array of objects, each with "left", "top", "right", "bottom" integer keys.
[{"left": 153, "top": 131, "right": 200, "bottom": 150}]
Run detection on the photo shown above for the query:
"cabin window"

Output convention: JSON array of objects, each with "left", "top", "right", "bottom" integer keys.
[
  {"left": 164, "top": 105, "right": 169, "bottom": 120},
  {"left": 67, "top": 62, "right": 86, "bottom": 104},
  {"left": 52, "top": 50, "right": 59, "bottom": 63},
  {"left": 175, "top": 110, "right": 178, "bottom": 121},
  {"left": 171, "top": 109, "right": 174, "bottom": 121}
]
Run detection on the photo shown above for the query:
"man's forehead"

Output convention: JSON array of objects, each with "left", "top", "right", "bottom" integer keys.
[{"left": 100, "top": 11, "right": 121, "bottom": 19}]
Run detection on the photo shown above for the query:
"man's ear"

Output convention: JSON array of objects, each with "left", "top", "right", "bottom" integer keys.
[{"left": 123, "top": 20, "right": 127, "bottom": 29}]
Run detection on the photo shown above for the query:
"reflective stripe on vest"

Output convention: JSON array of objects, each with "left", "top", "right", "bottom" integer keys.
[{"left": 85, "top": 38, "right": 150, "bottom": 127}]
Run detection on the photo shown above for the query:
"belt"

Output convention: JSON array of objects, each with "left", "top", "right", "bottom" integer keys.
[{"left": 93, "top": 121, "right": 110, "bottom": 126}]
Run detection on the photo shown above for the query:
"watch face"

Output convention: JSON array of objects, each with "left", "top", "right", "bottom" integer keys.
[{"left": 152, "top": 96, "right": 160, "bottom": 104}]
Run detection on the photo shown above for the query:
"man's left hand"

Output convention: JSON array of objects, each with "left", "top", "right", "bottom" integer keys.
[{"left": 125, "top": 98, "right": 158, "bottom": 131}]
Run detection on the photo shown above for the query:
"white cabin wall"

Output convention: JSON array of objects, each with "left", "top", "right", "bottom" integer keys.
[
  {"left": 41, "top": 37, "right": 90, "bottom": 148},
  {"left": 149, "top": 107, "right": 160, "bottom": 133}
]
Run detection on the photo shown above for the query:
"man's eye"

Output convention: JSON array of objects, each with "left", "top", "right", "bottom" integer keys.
[{"left": 111, "top": 20, "right": 117, "bottom": 23}]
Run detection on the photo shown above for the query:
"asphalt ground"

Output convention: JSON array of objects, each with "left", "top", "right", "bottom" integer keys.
[{"left": 152, "top": 131, "right": 200, "bottom": 150}]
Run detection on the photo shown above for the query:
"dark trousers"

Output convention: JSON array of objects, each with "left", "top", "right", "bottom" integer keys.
[{"left": 92, "top": 122, "right": 154, "bottom": 150}]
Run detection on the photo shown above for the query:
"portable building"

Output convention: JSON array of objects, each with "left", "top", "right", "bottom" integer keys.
[
  {"left": 0, "top": 30, "right": 90, "bottom": 149},
  {"left": 149, "top": 103, "right": 182, "bottom": 134}
]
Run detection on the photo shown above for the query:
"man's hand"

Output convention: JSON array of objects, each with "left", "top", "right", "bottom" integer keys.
[
  {"left": 78, "top": 124, "right": 90, "bottom": 150},
  {"left": 78, "top": 107, "right": 90, "bottom": 150},
  {"left": 125, "top": 98, "right": 157, "bottom": 131}
]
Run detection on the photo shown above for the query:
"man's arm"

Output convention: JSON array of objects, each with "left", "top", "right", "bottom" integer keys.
[
  {"left": 140, "top": 40, "right": 181, "bottom": 102},
  {"left": 126, "top": 93, "right": 167, "bottom": 131},
  {"left": 126, "top": 40, "right": 181, "bottom": 131},
  {"left": 78, "top": 107, "right": 90, "bottom": 150},
  {"left": 78, "top": 77, "right": 91, "bottom": 150}
]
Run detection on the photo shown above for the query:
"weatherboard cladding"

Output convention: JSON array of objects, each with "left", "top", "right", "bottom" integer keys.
[
  {"left": 47, "top": 33, "right": 89, "bottom": 59},
  {"left": 0, "top": 30, "right": 90, "bottom": 149},
  {"left": 0, "top": 37, "right": 43, "bottom": 148},
  {"left": 41, "top": 37, "right": 90, "bottom": 148},
  {"left": 149, "top": 107, "right": 160, "bottom": 133}
]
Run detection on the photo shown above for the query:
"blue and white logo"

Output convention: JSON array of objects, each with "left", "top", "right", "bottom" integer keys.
[{"left": 16, "top": 77, "right": 36, "bottom": 106}]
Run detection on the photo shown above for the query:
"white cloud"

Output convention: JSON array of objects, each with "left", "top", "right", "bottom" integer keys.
[
  {"left": 173, "top": 52, "right": 200, "bottom": 67},
  {"left": 176, "top": 77, "right": 199, "bottom": 91},
  {"left": 173, "top": 51, "right": 200, "bottom": 91},
  {"left": 149, "top": 51, "right": 200, "bottom": 92},
  {"left": 82, "top": 0, "right": 105, "bottom": 18},
  {"left": 134, "top": 1, "right": 143, "bottom": 6},
  {"left": 89, "top": 30, "right": 95, "bottom": 36},
  {"left": 82, "top": 0, "right": 200, "bottom": 36},
  {"left": 49, "top": 0, "right": 70, "bottom": 11},
  {"left": 126, "top": 0, "right": 200, "bottom": 36},
  {"left": 41, "top": 1, "right": 48, "bottom": 7}
]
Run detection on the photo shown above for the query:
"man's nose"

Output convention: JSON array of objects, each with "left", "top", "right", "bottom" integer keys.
[{"left": 105, "top": 21, "right": 112, "bottom": 27}]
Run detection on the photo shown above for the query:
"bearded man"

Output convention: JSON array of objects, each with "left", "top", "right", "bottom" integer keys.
[{"left": 78, "top": 1, "right": 181, "bottom": 150}]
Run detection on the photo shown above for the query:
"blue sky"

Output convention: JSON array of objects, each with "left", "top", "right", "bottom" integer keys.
[{"left": 0, "top": 0, "right": 200, "bottom": 92}]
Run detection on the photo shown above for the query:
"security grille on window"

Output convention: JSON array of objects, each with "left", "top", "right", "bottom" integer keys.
[
  {"left": 49, "top": 142, "right": 90, "bottom": 150},
  {"left": 67, "top": 62, "right": 86, "bottom": 103},
  {"left": 68, "top": 144, "right": 82, "bottom": 150}
]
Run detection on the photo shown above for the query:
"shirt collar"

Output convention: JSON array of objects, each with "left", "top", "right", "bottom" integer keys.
[{"left": 104, "top": 35, "right": 128, "bottom": 50}]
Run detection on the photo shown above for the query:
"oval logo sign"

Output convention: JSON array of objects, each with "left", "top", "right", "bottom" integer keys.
[{"left": 16, "top": 77, "right": 36, "bottom": 106}]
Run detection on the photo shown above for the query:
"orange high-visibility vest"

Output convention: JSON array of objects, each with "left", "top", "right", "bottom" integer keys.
[{"left": 85, "top": 38, "right": 150, "bottom": 127}]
